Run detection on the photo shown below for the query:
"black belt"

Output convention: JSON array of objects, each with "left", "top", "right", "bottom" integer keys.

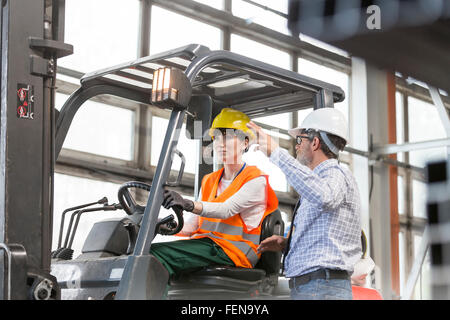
[{"left": 288, "top": 269, "right": 350, "bottom": 289}]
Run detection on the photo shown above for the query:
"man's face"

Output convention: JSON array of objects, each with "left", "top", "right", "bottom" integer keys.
[{"left": 295, "top": 131, "right": 313, "bottom": 166}]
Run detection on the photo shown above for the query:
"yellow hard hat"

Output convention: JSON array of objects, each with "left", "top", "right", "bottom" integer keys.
[{"left": 209, "top": 108, "right": 255, "bottom": 141}]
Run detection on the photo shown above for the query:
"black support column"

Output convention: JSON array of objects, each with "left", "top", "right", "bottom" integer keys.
[{"left": 0, "top": 0, "right": 71, "bottom": 300}]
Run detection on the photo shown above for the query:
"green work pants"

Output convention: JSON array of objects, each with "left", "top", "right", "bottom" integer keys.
[{"left": 149, "top": 237, "right": 235, "bottom": 279}]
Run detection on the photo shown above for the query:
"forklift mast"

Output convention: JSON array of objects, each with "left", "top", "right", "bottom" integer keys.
[{"left": 0, "top": 0, "right": 72, "bottom": 299}]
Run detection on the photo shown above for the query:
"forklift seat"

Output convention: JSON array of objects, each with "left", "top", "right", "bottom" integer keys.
[{"left": 169, "top": 209, "right": 284, "bottom": 296}]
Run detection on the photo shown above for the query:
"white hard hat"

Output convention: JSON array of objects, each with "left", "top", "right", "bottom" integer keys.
[{"left": 288, "top": 108, "right": 349, "bottom": 143}]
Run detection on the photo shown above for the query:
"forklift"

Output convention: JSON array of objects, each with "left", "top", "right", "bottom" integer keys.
[
  {"left": 0, "top": 1, "right": 345, "bottom": 300},
  {"left": 49, "top": 43, "right": 345, "bottom": 300}
]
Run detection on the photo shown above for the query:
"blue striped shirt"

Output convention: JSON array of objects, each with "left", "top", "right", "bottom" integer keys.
[{"left": 270, "top": 147, "right": 362, "bottom": 278}]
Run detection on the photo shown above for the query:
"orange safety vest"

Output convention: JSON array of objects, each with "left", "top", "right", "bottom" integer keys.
[
  {"left": 191, "top": 165, "right": 279, "bottom": 268},
  {"left": 352, "top": 286, "right": 383, "bottom": 300}
]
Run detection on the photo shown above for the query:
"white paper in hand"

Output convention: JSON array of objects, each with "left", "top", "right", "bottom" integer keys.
[{"left": 352, "top": 257, "right": 376, "bottom": 277}]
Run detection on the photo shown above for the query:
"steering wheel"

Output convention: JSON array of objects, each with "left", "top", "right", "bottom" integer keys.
[{"left": 117, "top": 181, "right": 184, "bottom": 235}]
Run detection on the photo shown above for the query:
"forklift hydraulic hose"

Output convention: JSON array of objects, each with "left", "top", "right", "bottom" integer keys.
[{"left": 67, "top": 204, "right": 122, "bottom": 249}]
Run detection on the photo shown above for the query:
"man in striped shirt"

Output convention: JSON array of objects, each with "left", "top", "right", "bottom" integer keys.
[{"left": 247, "top": 108, "right": 362, "bottom": 300}]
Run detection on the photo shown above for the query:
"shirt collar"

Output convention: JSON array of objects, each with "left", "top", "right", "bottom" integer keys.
[{"left": 313, "top": 158, "right": 338, "bottom": 173}]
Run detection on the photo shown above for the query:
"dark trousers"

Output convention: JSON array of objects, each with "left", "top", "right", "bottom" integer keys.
[{"left": 150, "top": 237, "right": 234, "bottom": 278}]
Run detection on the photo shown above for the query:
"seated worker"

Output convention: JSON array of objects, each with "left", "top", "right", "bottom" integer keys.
[{"left": 149, "top": 108, "right": 279, "bottom": 298}]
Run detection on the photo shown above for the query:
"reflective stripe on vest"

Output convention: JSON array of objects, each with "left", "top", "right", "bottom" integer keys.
[
  {"left": 197, "top": 232, "right": 259, "bottom": 267},
  {"left": 199, "top": 220, "right": 260, "bottom": 245}
]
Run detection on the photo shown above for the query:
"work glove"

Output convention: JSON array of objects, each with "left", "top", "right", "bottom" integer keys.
[{"left": 162, "top": 189, "right": 194, "bottom": 212}]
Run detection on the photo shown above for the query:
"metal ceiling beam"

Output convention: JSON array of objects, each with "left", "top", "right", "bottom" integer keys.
[
  {"left": 429, "top": 86, "right": 450, "bottom": 139},
  {"left": 374, "top": 138, "right": 450, "bottom": 155},
  {"left": 396, "top": 77, "right": 450, "bottom": 112}
]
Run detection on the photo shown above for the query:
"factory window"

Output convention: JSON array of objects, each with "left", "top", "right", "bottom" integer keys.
[
  {"left": 398, "top": 231, "right": 406, "bottom": 297},
  {"left": 412, "top": 179, "right": 427, "bottom": 219},
  {"left": 243, "top": 147, "right": 289, "bottom": 192},
  {"left": 297, "top": 108, "right": 312, "bottom": 126},
  {"left": 150, "top": 6, "right": 222, "bottom": 55},
  {"left": 298, "top": 58, "right": 350, "bottom": 122},
  {"left": 230, "top": 34, "right": 291, "bottom": 70},
  {"left": 242, "top": 113, "right": 291, "bottom": 192},
  {"left": 151, "top": 116, "right": 198, "bottom": 174},
  {"left": 396, "top": 92, "right": 405, "bottom": 162},
  {"left": 253, "top": 113, "right": 292, "bottom": 140},
  {"left": 222, "top": 33, "right": 292, "bottom": 193},
  {"left": 59, "top": 0, "right": 140, "bottom": 73},
  {"left": 56, "top": 93, "right": 136, "bottom": 161},
  {"left": 53, "top": 173, "right": 126, "bottom": 257},
  {"left": 408, "top": 148, "right": 447, "bottom": 170},
  {"left": 253, "top": 113, "right": 292, "bottom": 129},
  {"left": 408, "top": 96, "right": 447, "bottom": 168},
  {"left": 398, "top": 175, "right": 405, "bottom": 215},
  {"left": 232, "top": 0, "right": 290, "bottom": 35},
  {"left": 412, "top": 234, "right": 432, "bottom": 300}
]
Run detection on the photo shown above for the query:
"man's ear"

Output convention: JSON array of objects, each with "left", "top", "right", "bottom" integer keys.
[{"left": 312, "top": 136, "right": 321, "bottom": 151}]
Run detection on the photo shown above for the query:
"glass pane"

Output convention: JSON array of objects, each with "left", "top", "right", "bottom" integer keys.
[
  {"left": 243, "top": 146, "right": 288, "bottom": 192},
  {"left": 193, "top": 0, "right": 223, "bottom": 9},
  {"left": 230, "top": 34, "right": 291, "bottom": 70},
  {"left": 253, "top": 113, "right": 292, "bottom": 129},
  {"left": 56, "top": 93, "right": 135, "bottom": 161},
  {"left": 232, "top": 0, "right": 289, "bottom": 35},
  {"left": 396, "top": 92, "right": 404, "bottom": 162},
  {"left": 396, "top": 92, "right": 404, "bottom": 144},
  {"left": 253, "top": 113, "right": 292, "bottom": 140},
  {"left": 59, "top": 0, "right": 140, "bottom": 73},
  {"left": 297, "top": 58, "right": 350, "bottom": 123},
  {"left": 421, "top": 249, "right": 432, "bottom": 300},
  {"left": 399, "top": 231, "right": 405, "bottom": 297},
  {"left": 54, "top": 173, "right": 178, "bottom": 254},
  {"left": 151, "top": 116, "right": 197, "bottom": 174},
  {"left": 297, "top": 108, "right": 313, "bottom": 127},
  {"left": 413, "top": 234, "right": 432, "bottom": 300},
  {"left": 409, "top": 148, "right": 447, "bottom": 168},
  {"left": 398, "top": 175, "right": 405, "bottom": 215},
  {"left": 150, "top": 6, "right": 222, "bottom": 54},
  {"left": 53, "top": 174, "right": 126, "bottom": 257},
  {"left": 408, "top": 96, "right": 447, "bottom": 167},
  {"left": 408, "top": 96, "right": 446, "bottom": 142},
  {"left": 412, "top": 179, "right": 427, "bottom": 219}
]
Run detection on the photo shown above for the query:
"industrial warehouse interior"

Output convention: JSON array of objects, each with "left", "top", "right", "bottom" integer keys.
[{"left": 1, "top": 0, "right": 450, "bottom": 304}]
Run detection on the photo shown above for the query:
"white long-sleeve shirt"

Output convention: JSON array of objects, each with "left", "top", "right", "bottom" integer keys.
[{"left": 180, "top": 176, "right": 267, "bottom": 236}]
